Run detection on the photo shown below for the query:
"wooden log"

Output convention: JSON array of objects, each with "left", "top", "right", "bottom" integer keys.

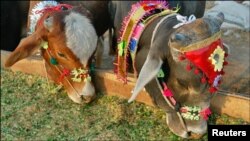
[{"left": 1, "top": 50, "right": 249, "bottom": 122}]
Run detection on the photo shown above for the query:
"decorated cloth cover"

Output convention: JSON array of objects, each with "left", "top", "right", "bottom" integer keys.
[{"left": 114, "top": 1, "right": 178, "bottom": 83}]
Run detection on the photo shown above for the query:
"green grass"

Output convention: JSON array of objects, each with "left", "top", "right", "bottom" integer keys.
[{"left": 1, "top": 69, "right": 248, "bottom": 140}]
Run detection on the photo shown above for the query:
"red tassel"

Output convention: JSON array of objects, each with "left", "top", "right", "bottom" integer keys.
[
  {"left": 225, "top": 53, "right": 228, "bottom": 57},
  {"left": 194, "top": 68, "right": 200, "bottom": 75},
  {"left": 201, "top": 77, "right": 207, "bottom": 83},
  {"left": 209, "top": 87, "right": 217, "bottom": 93},
  {"left": 186, "top": 64, "right": 192, "bottom": 71},
  {"left": 178, "top": 55, "right": 186, "bottom": 61},
  {"left": 223, "top": 61, "right": 228, "bottom": 66},
  {"left": 62, "top": 68, "right": 70, "bottom": 76}
]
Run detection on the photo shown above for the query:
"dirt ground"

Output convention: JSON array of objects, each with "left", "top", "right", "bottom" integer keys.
[{"left": 99, "top": 1, "right": 249, "bottom": 97}]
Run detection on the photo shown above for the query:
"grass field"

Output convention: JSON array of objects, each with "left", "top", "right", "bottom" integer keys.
[{"left": 1, "top": 69, "right": 248, "bottom": 141}]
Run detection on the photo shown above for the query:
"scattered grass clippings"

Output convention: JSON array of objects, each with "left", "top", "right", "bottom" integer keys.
[{"left": 1, "top": 69, "right": 248, "bottom": 140}]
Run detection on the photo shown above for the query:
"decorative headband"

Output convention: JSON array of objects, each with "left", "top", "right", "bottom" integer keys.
[
  {"left": 29, "top": 1, "right": 72, "bottom": 35},
  {"left": 171, "top": 31, "right": 228, "bottom": 93}
]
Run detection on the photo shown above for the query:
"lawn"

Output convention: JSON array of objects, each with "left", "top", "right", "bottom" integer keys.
[{"left": 1, "top": 69, "right": 248, "bottom": 141}]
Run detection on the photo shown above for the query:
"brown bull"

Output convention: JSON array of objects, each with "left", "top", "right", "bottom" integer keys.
[{"left": 5, "top": 1, "right": 112, "bottom": 104}]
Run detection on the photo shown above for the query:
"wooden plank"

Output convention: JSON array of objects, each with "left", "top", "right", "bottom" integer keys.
[{"left": 1, "top": 50, "right": 249, "bottom": 122}]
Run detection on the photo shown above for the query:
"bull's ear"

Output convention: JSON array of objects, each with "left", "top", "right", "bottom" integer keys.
[
  {"left": 5, "top": 33, "right": 42, "bottom": 67},
  {"left": 128, "top": 54, "right": 163, "bottom": 103}
]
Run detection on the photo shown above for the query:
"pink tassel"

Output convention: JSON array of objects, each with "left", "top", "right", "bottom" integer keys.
[
  {"left": 162, "top": 82, "right": 173, "bottom": 97},
  {"left": 163, "top": 89, "right": 173, "bottom": 97}
]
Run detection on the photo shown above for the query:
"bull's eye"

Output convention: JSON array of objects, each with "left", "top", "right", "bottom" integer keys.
[
  {"left": 61, "top": 6, "right": 68, "bottom": 11},
  {"left": 57, "top": 52, "right": 66, "bottom": 58}
]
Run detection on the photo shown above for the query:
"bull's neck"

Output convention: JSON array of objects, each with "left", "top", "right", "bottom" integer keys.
[{"left": 81, "top": 1, "right": 111, "bottom": 36}]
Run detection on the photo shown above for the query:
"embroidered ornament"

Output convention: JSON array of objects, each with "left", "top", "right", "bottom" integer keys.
[
  {"left": 175, "top": 31, "right": 228, "bottom": 93},
  {"left": 208, "top": 46, "right": 225, "bottom": 72}
]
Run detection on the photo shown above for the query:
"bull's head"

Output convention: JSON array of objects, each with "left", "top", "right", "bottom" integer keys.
[
  {"left": 5, "top": 3, "right": 98, "bottom": 104},
  {"left": 128, "top": 12, "right": 228, "bottom": 138}
]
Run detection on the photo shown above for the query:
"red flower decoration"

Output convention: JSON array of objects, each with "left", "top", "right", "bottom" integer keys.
[{"left": 200, "top": 108, "right": 212, "bottom": 120}]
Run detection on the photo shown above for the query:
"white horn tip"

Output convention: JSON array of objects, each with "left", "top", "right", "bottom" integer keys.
[{"left": 128, "top": 98, "right": 135, "bottom": 103}]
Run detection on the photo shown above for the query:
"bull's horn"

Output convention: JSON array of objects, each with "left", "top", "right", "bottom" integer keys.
[
  {"left": 216, "top": 12, "right": 224, "bottom": 26},
  {"left": 128, "top": 54, "right": 163, "bottom": 103}
]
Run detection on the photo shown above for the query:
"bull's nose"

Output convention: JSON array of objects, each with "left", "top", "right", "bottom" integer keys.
[
  {"left": 81, "top": 94, "right": 96, "bottom": 103},
  {"left": 188, "top": 132, "right": 205, "bottom": 139}
]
